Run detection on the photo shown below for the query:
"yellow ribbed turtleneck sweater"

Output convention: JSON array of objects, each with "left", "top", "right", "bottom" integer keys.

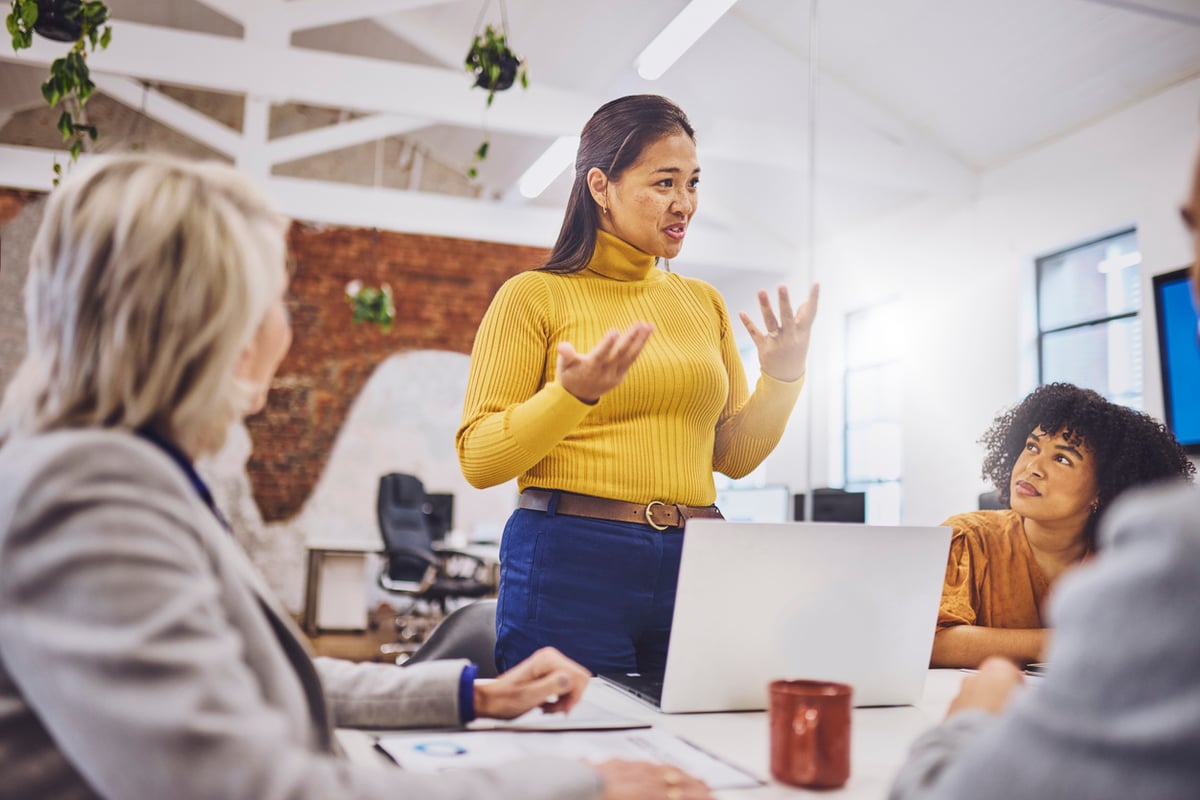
[{"left": 456, "top": 230, "right": 804, "bottom": 507}]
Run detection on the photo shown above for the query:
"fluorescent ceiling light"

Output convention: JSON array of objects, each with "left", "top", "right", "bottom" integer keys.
[
  {"left": 518, "top": 136, "right": 579, "bottom": 199},
  {"left": 636, "top": 0, "right": 739, "bottom": 81},
  {"left": 1097, "top": 252, "right": 1142, "bottom": 273}
]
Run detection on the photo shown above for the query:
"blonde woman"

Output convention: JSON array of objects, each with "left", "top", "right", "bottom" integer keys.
[{"left": 0, "top": 155, "right": 710, "bottom": 800}]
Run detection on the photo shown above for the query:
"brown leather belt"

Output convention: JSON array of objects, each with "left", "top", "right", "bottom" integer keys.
[{"left": 518, "top": 488, "right": 723, "bottom": 531}]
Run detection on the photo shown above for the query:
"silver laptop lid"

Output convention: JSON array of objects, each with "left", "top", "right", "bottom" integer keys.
[{"left": 659, "top": 520, "right": 950, "bottom": 713}]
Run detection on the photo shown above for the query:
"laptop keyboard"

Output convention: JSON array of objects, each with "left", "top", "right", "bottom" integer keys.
[{"left": 599, "top": 671, "right": 666, "bottom": 707}]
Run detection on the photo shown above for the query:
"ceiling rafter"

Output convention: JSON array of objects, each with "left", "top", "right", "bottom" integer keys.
[
  {"left": 0, "top": 18, "right": 978, "bottom": 196},
  {"left": 0, "top": 20, "right": 595, "bottom": 137},
  {"left": 92, "top": 74, "right": 242, "bottom": 158},
  {"left": 265, "top": 114, "right": 431, "bottom": 165},
  {"left": 0, "top": 143, "right": 793, "bottom": 273}
]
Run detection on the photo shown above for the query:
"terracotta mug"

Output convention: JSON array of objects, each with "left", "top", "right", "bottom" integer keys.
[{"left": 768, "top": 679, "right": 852, "bottom": 789}]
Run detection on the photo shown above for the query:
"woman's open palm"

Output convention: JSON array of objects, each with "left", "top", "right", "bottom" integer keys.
[{"left": 739, "top": 284, "right": 820, "bottom": 382}]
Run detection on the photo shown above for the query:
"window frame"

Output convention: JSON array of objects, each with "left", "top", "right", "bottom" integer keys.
[{"left": 1034, "top": 227, "right": 1141, "bottom": 394}]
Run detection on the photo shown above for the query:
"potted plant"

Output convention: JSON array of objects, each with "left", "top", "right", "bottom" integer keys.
[
  {"left": 463, "top": 22, "right": 527, "bottom": 179},
  {"left": 345, "top": 279, "right": 396, "bottom": 333},
  {"left": 7, "top": 0, "right": 113, "bottom": 181}
]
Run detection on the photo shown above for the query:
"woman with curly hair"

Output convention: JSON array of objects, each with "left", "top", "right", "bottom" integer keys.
[{"left": 930, "top": 382, "right": 1194, "bottom": 669}]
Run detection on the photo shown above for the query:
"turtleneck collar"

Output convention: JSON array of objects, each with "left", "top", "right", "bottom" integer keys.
[{"left": 586, "top": 229, "right": 662, "bottom": 283}]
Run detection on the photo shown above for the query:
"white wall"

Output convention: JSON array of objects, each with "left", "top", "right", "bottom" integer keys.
[
  {"left": 296, "top": 350, "right": 518, "bottom": 547},
  {"left": 807, "top": 75, "right": 1200, "bottom": 527}
]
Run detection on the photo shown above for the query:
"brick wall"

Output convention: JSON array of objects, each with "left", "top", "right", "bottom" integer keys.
[
  {"left": 0, "top": 188, "right": 37, "bottom": 226},
  {"left": 0, "top": 189, "right": 42, "bottom": 392},
  {"left": 247, "top": 223, "right": 549, "bottom": 522}
]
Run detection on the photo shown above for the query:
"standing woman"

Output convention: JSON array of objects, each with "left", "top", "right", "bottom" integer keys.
[
  {"left": 457, "top": 94, "right": 819, "bottom": 674},
  {"left": 931, "top": 382, "right": 1194, "bottom": 669}
]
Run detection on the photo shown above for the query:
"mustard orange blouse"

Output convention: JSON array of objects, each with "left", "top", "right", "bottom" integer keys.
[{"left": 937, "top": 509, "right": 1050, "bottom": 630}]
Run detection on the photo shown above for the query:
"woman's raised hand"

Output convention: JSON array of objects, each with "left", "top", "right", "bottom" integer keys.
[
  {"left": 556, "top": 322, "right": 654, "bottom": 404},
  {"left": 739, "top": 284, "right": 820, "bottom": 382}
]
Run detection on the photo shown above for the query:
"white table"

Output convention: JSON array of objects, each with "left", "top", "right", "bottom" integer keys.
[{"left": 337, "top": 669, "right": 966, "bottom": 798}]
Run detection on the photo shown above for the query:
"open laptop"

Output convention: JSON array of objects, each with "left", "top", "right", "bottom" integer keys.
[{"left": 600, "top": 520, "right": 951, "bottom": 713}]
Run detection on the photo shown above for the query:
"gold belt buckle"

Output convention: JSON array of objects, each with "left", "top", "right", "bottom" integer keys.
[{"left": 644, "top": 500, "right": 671, "bottom": 531}]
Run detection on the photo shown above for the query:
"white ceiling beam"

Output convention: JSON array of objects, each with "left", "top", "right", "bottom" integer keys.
[
  {"left": 266, "top": 114, "right": 431, "bottom": 165},
  {"left": 0, "top": 19, "right": 960, "bottom": 194},
  {"left": 0, "top": 144, "right": 791, "bottom": 274},
  {"left": 92, "top": 74, "right": 243, "bottom": 158},
  {"left": 284, "top": 0, "right": 459, "bottom": 33},
  {"left": 237, "top": 19, "right": 290, "bottom": 180},
  {"left": 265, "top": 175, "right": 791, "bottom": 272},
  {"left": 0, "top": 143, "right": 59, "bottom": 190},
  {"left": 0, "top": 20, "right": 597, "bottom": 139}
]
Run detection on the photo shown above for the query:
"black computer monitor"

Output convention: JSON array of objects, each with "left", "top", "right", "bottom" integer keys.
[
  {"left": 792, "top": 488, "right": 867, "bottom": 523},
  {"left": 422, "top": 493, "right": 455, "bottom": 542}
]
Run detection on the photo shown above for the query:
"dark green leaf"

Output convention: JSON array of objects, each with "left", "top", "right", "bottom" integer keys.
[
  {"left": 475, "top": 140, "right": 489, "bottom": 161},
  {"left": 57, "top": 111, "right": 73, "bottom": 140},
  {"left": 21, "top": 1, "right": 37, "bottom": 29},
  {"left": 41, "top": 77, "right": 59, "bottom": 107},
  {"left": 78, "top": 74, "right": 96, "bottom": 104},
  {"left": 99, "top": 25, "right": 111, "bottom": 49},
  {"left": 467, "top": 166, "right": 478, "bottom": 179},
  {"left": 69, "top": 139, "right": 83, "bottom": 160},
  {"left": 520, "top": 69, "right": 529, "bottom": 90},
  {"left": 80, "top": 124, "right": 98, "bottom": 141}
]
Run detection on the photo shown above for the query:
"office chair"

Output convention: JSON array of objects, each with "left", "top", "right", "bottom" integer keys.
[
  {"left": 375, "top": 473, "right": 495, "bottom": 651},
  {"left": 400, "top": 599, "right": 498, "bottom": 677}
]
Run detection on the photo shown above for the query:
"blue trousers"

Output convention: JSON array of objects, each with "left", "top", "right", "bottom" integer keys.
[{"left": 494, "top": 506, "right": 684, "bottom": 675}]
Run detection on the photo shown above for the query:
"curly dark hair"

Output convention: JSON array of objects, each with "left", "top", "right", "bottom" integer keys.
[{"left": 980, "top": 382, "right": 1195, "bottom": 550}]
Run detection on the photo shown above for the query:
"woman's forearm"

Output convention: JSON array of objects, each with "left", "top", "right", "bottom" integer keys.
[{"left": 930, "top": 625, "right": 1046, "bottom": 669}]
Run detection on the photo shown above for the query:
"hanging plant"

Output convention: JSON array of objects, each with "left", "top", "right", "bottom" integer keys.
[
  {"left": 7, "top": 0, "right": 113, "bottom": 183},
  {"left": 345, "top": 280, "right": 396, "bottom": 333},
  {"left": 463, "top": 20, "right": 528, "bottom": 179}
]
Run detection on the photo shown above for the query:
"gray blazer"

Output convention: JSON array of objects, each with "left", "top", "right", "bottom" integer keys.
[
  {"left": 0, "top": 430, "right": 599, "bottom": 800},
  {"left": 889, "top": 480, "right": 1200, "bottom": 800}
]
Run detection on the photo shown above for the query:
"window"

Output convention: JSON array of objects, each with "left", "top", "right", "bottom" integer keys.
[
  {"left": 843, "top": 301, "right": 903, "bottom": 524},
  {"left": 1036, "top": 229, "right": 1142, "bottom": 408}
]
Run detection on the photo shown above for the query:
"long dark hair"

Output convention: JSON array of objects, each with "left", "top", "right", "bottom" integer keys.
[
  {"left": 539, "top": 94, "right": 695, "bottom": 274},
  {"left": 980, "top": 382, "right": 1195, "bottom": 550}
]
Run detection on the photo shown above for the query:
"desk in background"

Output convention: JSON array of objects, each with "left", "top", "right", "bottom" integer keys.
[
  {"left": 337, "top": 669, "right": 966, "bottom": 798},
  {"left": 303, "top": 539, "right": 503, "bottom": 636}
]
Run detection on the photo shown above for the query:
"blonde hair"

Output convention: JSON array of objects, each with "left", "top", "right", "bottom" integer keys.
[{"left": 0, "top": 154, "right": 287, "bottom": 455}]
